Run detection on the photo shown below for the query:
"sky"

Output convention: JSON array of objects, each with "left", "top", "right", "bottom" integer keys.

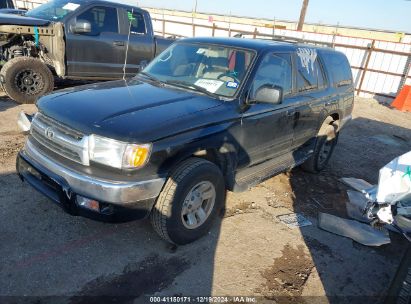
[{"left": 132, "top": 0, "right": 411, "bottom": 33}]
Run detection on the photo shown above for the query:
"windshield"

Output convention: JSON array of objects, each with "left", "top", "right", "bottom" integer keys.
[
  {"left": 25, "top": 0, "right": 82, "bottom": 21},
  {"left": 142, "top": 42, "right": 255, "bottom": 98}
]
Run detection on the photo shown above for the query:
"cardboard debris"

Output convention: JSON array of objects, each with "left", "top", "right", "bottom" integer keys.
[
  {"left": 376, "top": 151, "right": 411, "bottom": 204},
  {"left": 318, "top": 213, "right": 391, "bottom": 246}
]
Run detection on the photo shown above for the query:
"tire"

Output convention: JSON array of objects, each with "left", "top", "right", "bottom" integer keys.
[
  {"left": 0, "top": 57, "right": 54, "bottom": 104},
  {"left": 150, "top": 158, "right": 225, "bottom": 245},
  {"left": 302, "top": 117, "right": 339, "bottom": 173}
]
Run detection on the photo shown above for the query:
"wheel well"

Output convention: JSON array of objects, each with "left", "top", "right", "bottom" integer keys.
[
  {"left": 329, "top": 113, "right": 340, "bottom": 130},
  {"left": 193, "top": 149, "right": 226, "bottom": 173},
  {"left": 330, "top": 113, "right": 340, "bottom": 122},
  {"left": 192, "top": 148, "right": 235, "bottom": 190}
]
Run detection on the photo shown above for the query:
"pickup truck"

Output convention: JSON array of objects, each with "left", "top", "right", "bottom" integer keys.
[
  {"left": 16, "top": 37, "right": 354, "bottom": 245},
  {"left": 0, "top": 0, "right": 26, "bottom": 15},
  {"left": 0, "top": 0, "right": 173, "bottom": 104}
]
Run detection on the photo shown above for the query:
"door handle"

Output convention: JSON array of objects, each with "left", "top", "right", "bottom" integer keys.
[
  {"left": 286, "top": 109, "right": 297, "bottom": 117},
  {"left": 113, "top": 41, "right": 125, "bottom": 46},
  {"left": 325, "top": 99, "right": 338, "bottom": 106}
]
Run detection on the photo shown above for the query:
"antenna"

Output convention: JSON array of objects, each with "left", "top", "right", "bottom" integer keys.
[{"left": 123, "top": 8, "right": 133, "bottom": 80}]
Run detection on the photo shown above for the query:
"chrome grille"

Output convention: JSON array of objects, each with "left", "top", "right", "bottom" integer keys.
[{"left": 30, "top": 112, "right": 89, "bottom": 165}]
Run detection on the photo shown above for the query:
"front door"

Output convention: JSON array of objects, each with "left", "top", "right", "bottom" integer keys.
[
  {"left": 66, "top": 5, "right": 126, "bottom": 78},
  {"left": 237, "top": 52, "right": 296, "bottom": 167}
]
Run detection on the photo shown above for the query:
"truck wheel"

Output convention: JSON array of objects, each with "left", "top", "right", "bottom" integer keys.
[
  {"left": 302, "top": 117, "right": 339, "bottom": 173},
  {"left": 150, "top": 158, "right": 225, "bottom": 245},
  {"left": 0, "top": 57, "right": 54, "bottom": 104}
]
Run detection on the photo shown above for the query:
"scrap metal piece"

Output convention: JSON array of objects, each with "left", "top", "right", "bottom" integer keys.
[
  {"left": 340, "top": 177, "right": 374, "bottom": 193},
  {"left": 277, "top": 213, "right": 312, "bottom": 229},
  {"left": 318, "top": 213, "right": 391, "bottom": 246},
  {"left": 346, "top": 190, "right": 371, "bottom": 223}
]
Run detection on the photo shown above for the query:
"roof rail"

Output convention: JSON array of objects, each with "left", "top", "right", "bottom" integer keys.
[{"left": 233, "top": 33, "right": 334, "bottom": 48}]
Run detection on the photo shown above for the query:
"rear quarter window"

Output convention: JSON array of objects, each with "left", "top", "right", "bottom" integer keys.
[
  {"left": 321, "top": 52, "right": 353, "bottom": 87},
  {"left": 295, "top": 48, "right": 327, "bottom": 93}
]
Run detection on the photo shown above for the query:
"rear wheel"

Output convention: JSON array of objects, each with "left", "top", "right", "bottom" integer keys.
[
  {"left": 0, "top": 57, "right": 54, "bottom": 104},
  {"left": 150, "top": 158, "right": 225, "bottom": 245},
  {"left": 302, "top": 118, "right": 339, "bottom": 173}
]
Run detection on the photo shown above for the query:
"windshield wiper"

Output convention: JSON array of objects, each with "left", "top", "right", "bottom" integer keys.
[
  {"left": 164, "top": 80, "right": 221, "bottom": 99},
  {"left": 138, "top": 72, "right": 163, "bottom": 85}
]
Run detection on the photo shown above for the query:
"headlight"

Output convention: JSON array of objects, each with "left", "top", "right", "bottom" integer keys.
[{"left": 89, "top": 134, "right": 151, "bottom": 169}]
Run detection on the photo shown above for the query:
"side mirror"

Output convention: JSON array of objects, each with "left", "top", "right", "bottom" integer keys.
[
  {"left": 73, "top": 20, "right": 91, "bottom": 34},
  {"left": 249, "top": 85, "right": 283, "bottom": 105}
]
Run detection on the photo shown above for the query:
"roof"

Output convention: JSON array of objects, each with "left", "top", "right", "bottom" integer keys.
[
  {"left": 180, "top": 37, "right": 335, "bottom": 53},
  {"left": 67, "top": 0, "right": 145, "bottom": 12}
]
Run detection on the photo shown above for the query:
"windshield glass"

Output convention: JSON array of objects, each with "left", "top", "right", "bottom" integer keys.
[
  {"left": 142, "top": 42, "right": 255, "bottom": 98},
  {"left": 25, "top": 0, "right": 82, "bottom": 21}
]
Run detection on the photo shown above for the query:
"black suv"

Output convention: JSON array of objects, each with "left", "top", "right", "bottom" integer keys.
[{"left": 17, "top": 37, "right": 354, "bottom": 244}]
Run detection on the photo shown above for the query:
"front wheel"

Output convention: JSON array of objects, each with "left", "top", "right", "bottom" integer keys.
[
  {"left": 0, "top": 57, "right": 54, "bottom": 104},
  {"left": 150, "top": 158, "right": 225, "bottom": 245}
]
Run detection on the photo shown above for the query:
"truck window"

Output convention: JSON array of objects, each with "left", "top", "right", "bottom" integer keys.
[
  {"left": 76, "top": 6, "right": 119, "bottom": 35},
  {"left": 144, "top": 42, "right": 255, "bottom": 98},
  {"left": 1, "top": 0, "right": 14, "bottom": 8},
  {"left": 321, "top": 52, "right": 353, "bottom": 87},
  {"left": 295, "top": 48, "right": 324, "bottom": 92},
  {"left": 251, "top": 53, "right": 292, "bottom": 97},
  {"left": 126, "top": 10, "right": 146, "bottom": 35}
]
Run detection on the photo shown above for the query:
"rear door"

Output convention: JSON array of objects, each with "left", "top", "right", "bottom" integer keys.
[
  {"left": 65, "top": 5, "right": 126, "bottom": 78},
  {"left": 119, "top": 8, "right": 155, "bottom": 76},
  {"left": 239, "top": 52, "right": 296, "bottom": 166},
  {"left": 288, "top": 48, "right": 328, "bottom": 149}
]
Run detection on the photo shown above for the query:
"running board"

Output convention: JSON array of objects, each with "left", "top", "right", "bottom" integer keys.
[{"left": 233, "top": 151, "right": 310, "bottom": 192}]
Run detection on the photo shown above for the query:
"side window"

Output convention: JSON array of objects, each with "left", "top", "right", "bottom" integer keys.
[
  {"left": 6, "top": 0, "right": 14, "bottom": 8},
  {"left": 251, "top": 53, "right": 293, "bottom": 97},
  {"left": 76, "top": 6, "right": 118, "bottom": 35},
  {"left": 295, "top": 48, "right": 327, "bottom": 92},
  {"left": 126, "top": 10, "right": 146, "bottom": 34},
  {"left": 321, "top": 52, "right": 353, "bottom": 87}
]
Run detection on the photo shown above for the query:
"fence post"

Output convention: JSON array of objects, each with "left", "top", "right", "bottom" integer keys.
[
  {"left": 191, "top": 11, "right": 195, "bottom": 37},
  {"left": 253, "top": 27, "right": 258, "bottom": 39},
  {"left": 357, "top": 40, "right": 375, "bottom": 96},
  {"left": 212, "top": 23, "right": 216, "bottom": 37},
  {"left": 162, "top": 19, "right": 166, "bottom": 37},
  {"left": 397, "top": 55, "right": 411, "bottom": 95}
]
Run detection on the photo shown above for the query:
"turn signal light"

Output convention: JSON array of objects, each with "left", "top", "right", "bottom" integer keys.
[{"left": 123, "top": 144, "right": 151, "bottom": 168}]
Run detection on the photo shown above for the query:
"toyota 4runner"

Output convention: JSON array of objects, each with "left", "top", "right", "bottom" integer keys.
[{"left": 16, "top": 37, "right": 354, "bottom": 244}]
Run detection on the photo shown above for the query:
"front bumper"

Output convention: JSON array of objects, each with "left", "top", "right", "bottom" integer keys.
[{"left": 16, "top": 140, "right": 166, "bottom": 221}]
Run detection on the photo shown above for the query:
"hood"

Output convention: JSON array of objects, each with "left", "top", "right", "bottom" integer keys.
[
  {"left": 0, "top": 12, "right": 50, "bottom": 25},
  {"left": 37, "top": 79, "right": 228, "bottom": 143}
]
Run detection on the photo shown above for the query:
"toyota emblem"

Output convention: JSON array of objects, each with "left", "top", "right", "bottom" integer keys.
[{"left": 45, "top": 127, "right": 55, "bottom": 139}]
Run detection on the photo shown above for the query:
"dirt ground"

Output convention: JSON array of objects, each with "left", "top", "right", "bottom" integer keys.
[{"left": 0, "top": 92, "right": 410, "bottom": 303}]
